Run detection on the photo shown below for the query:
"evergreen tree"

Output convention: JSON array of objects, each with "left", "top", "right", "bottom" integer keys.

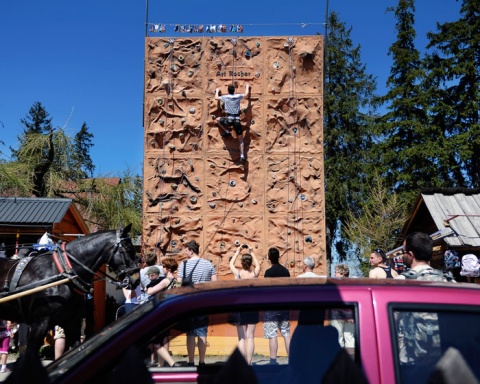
[
  {"left": 376, "top": 0, "right": 450, "bottom": 207},
  {"left": 11, "top": 101, "right": 53, "bottom": 161},
  {"left": 72, "top": 122, "right": 95, "bottom": 179},
  {"left": 424, "top": 0, "right": 480, "bottom": 187},
  {"left": 324, "top": 12, "right": 378, "bottom": 261}
]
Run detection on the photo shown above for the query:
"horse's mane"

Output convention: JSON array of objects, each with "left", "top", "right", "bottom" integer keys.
[{"left": 67, "top": 230, "right": 115, "bottom": 254}]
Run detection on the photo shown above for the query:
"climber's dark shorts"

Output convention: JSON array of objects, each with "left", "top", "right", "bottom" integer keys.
[{"left": 219, "top": 115, "right": 242, "bottom": 135}]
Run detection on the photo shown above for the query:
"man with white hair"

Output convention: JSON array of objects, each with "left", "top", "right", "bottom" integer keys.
[{"left": 297, "top": 256, "right": 324, "bottom": 278}]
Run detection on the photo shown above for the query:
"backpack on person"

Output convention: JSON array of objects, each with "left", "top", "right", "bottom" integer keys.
[
  {"left": 460, "top": 254, "right": 480, "bottom": 277},
  {"left": 401, "top": 267, "right": 456, "bottom": 282},
  {"left": 181, "top": 259, "right": 200, "bottom": 287}
]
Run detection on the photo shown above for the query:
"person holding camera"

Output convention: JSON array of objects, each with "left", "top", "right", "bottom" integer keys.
[{"left": 229, "top": 244, "right": 261, "bottom": 365}]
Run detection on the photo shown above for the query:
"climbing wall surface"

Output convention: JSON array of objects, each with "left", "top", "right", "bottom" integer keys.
[{"left": 143, "top": 36, "right": 325, "bottom": 278}]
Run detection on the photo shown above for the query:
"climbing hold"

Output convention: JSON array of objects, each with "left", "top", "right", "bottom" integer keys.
[
  {"left": 212, "top": 115, "right": 216, "bottom": 120},
  {"left": 174, "top": 218, "right": 180, "bottom": 224},
  {"left": 232, "top": 49, "right": 237, "bottom": 57},
  {"left": 238, "top": 202, "right": 243, "bottom": 207},
  {"left": 190, "top": 196, "right": 197, "bottom": 204},
  {"left": 189, "top": 107, "right": 196, "bottom": 114},
  {"left": 188, "top": 70, "right": 194, "bottom": 77},
  {"left": 182, "top": 90, "right": 186, "bottom": 97},
  {"left": 178, "top": 55, "right": 184, "bottom": 62},
  {"left": 256, "top": 42, "right": 260, "bottom": 48},
  {"left": 195, "top": 176, "right": 199, "bottom": 182},
  {"left": 251, "top": 120, "right": 255, "bottom": 125},
  {"left": 171, "top": 240, "right": 177, "bottom": 247},
  {"left": 290, "top": 260, "right": 295, "bottom": 268},
  {"left": 220, "top": 242, "right": 225, "bottom": 248},
  {"left": 164, "top": 43, "right": 170, "bottom": 49},
  {"left": 300, "top": 194, "right": 307, "bottom": 201},
  {"left": 305, "top": 235, "right": 313, "bottom": 243},
  {"left": 230, "top": 180, "right": 236, "bottom": 187},
  {"left": 255, "top": 72, "right": 260, "bottom": 78},
  {"left": 196, "top": 44, "right": 201, "bottom": 51},
  {"left": 170, "top": 64, "right": 178, "bottom": 72},
  {"left": 245, "top": 50, "right": 251, "bottom": 58},
  {"left": 212, "top": 192, "right": 217, "bottom": 197},
  {"left": 273, "top": 62, "right": 280, "bottom": 69},
  {"left": 158, "top": 119, "right": 164, "bottom": 125},
  {"left": 231, "top": 38, "right": 237, "bottom": 46},
  {"left": 252, "top": 199, "right": 257, "bottom": 204},
  {"left": 235, "top": 240, "right": 240, "bottom": 246},
  {"left": 179, "top": 133, "right": 184, "bottom": 139},
  {"left": 208, "top": 203, "right": 216, "bottom": 209},
  {"left": 168, "top": 144, "right": 175, "bottom": 151},
  {"left": 171, "top": 184, "right": 178, "bottom": 191}
]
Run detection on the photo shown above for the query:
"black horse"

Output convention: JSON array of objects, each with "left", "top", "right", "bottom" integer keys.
[{"left": 0, "top": 224, "right": 140, "bottom": 353}]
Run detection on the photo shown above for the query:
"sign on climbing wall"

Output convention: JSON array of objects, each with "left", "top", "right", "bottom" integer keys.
[{"left": 143, "top": 36, "right": 325, "bottom": 278}]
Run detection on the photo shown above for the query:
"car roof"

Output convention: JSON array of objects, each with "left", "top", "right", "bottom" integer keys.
[{"left": 172, "top": 276, "right": 480, "bottom": 294}]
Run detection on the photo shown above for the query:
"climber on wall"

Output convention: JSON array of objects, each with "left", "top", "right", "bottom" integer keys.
[{"left": 215, "top": 83, "right": 251, "bottom": 162}]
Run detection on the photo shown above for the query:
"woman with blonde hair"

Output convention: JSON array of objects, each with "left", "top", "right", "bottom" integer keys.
[{"left": 229, "top": 244, "right": 261, "bottom": 364}]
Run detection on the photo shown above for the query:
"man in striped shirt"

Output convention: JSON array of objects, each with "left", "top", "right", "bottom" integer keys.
[{"left": 178, "top": 240, "right": 217, "bottom": 366}]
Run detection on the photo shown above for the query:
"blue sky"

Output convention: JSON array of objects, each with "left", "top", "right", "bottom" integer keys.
[{"left": 0, "top": 0, "right": 461, "bottom": 176}]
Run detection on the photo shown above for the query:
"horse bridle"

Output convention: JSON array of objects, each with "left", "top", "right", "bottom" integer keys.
[
  {"left": 62, "top": 230, "right": 139, "bottom": 290},
  {"left": 104, "top": 230, "right": 140, "bottom": 287}
]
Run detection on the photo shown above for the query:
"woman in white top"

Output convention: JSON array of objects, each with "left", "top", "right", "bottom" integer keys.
[{"left": 229, "top": 245, "right": 261, "bottom": 365}]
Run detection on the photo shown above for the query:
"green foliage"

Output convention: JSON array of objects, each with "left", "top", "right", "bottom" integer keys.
[
  {"left": 423, "top": 0, "right": 480, "bottom": 187},
  {"left": 0, "top": 102, "right": 143, "bottom": 235},
  {"left": 324, "top": 12, "right": 378, "bottom": 261},
  {"left": 71, "top": 123, "right": 95, "bottom": 179},
  {"left": 343, "top": 173, "right": 409, "bottom": 276},
  {"left": 71, "top": 172, "right": 142, "bottom": 236}
]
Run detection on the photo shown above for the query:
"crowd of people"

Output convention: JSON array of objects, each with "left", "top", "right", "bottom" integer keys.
[{"left": 116, "top": 231, "right": 454, "bottom": 368}]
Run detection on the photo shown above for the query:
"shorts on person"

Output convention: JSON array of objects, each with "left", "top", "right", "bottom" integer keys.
[
  {"left": 186, "top": 315, "right": 209, "bottom": 337},
  {"left": 263, "top": 311, "right": 290, "bottom": 338}
]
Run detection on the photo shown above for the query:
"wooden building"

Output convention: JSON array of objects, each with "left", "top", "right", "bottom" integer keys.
[
  {"left": 394, "top": 188, "right": 480, "bottom": 281},
  {"left": 0, "top": 197, "right": 109, "bottom": 331}
]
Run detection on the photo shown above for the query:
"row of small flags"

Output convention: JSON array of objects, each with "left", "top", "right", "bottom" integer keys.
[{"left": 149, "top": 24, "right": 244, "bottom": 34}]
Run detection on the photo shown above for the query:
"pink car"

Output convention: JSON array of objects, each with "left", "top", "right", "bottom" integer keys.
[{"left": 42, "top": 278, "right": 480, "bottom": 383}]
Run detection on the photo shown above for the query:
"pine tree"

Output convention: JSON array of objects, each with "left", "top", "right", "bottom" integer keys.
[
  {"left": 424, "top": 0, "right": 480, "bottom": 187},
  {"left": 72, "top": 122, "right": 95, "bottom": 179},
  {"left": 376, "top": 0, "right": 451, "bottom": 207},
  {"left": 11, "top": 102, "right": 53, "bottom": 161},
  {"left": 324, "top": 12, "right": 378, "bottom": 261}
]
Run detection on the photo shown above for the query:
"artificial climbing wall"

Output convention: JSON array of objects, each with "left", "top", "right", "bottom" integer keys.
[{"left": 143, "top": 36, "right": 325, "bottom": 278}]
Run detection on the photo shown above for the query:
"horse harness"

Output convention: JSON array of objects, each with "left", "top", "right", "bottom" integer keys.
[{"left": 2, "top": 243, "right": 85, "bottom": 298}]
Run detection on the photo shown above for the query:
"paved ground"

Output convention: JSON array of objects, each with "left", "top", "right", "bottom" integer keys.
[{"left": 0, "top": 354, "right": 289, "bottom": 381}]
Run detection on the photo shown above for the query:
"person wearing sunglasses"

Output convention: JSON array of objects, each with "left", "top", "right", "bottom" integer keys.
[{"left": 369, "top": 249, "right": 398, "bottom": 279}]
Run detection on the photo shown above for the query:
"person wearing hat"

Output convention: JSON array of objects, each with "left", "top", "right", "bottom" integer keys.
[{"left": 146, "top": 259, "right": 179, "bottom": 367}]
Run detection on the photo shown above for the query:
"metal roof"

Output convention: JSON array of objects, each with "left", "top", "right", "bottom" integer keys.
[
  {"left": 0, "top": 197, "right": 73, "bottom": 225},
  {"left": 421, "top": 188, "right": 480, "bottom": 247}
]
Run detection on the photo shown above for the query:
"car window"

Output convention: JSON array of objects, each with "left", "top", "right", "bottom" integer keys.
[
  {"left": 391, "top": 306, "right": 480, "bottom": 384},
  {"left": 141, "top": 305, "right": 359, "bottom": 383}
]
